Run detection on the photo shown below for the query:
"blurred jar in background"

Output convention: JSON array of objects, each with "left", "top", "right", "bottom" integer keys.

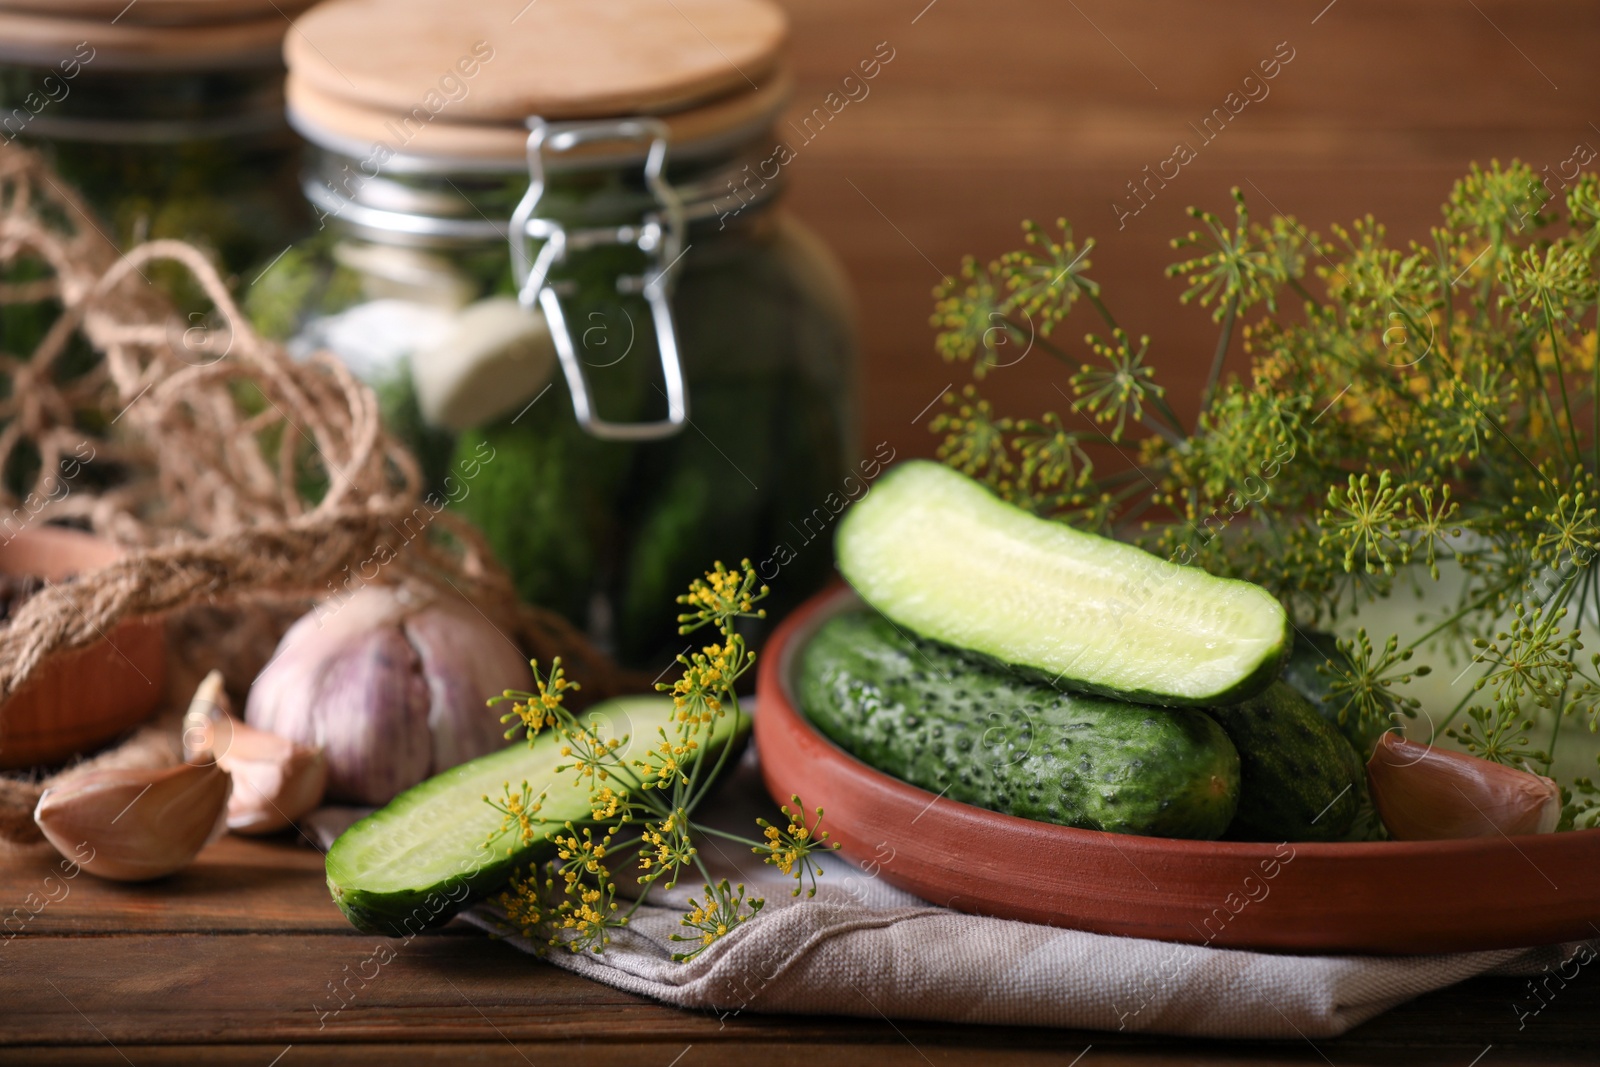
[
  {"left": 0, "top": 0, "right": 314, "bottom": 277},
  {"left": 0, "top": 0, "right": 313, "bottom": 503},
  {"left": 267, "top": 0, "right": 860, "bottom": 669}
]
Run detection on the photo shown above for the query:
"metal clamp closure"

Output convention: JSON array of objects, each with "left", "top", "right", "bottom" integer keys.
[{"left": 509, "top": 117, "right": 688, "bottom": 441}]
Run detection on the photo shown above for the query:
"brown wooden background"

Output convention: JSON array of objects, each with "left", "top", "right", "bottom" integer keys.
[{"left": 771, "top": 0, "right": 1600, "bottom": 459}]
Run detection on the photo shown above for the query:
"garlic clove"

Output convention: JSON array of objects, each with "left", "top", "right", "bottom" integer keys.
[
  {"left": 404, "top": 600, "right": 532, "bottom": 771},
  {"left": 33, "top": 761, "right": 231, "bottom": 881},
  {"left": 183, "top": 668, "right": 329, "bottom": 833},
  {"left": 411, "top": 296, "right": 557, "bottom": 431},
  {"left": 1367, "top": 732, "right": 1562, "bottom": 840},
  {"left": 217, "top": 719, "right": 329, "bottom": 835}
]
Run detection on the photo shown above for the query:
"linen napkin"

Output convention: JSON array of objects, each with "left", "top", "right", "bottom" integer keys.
[{"left": 463, "top": 752, "right": 1590, "bottom": 1039}]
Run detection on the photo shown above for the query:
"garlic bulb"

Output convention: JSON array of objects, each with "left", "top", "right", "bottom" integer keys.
[
  {"left": 1367, "top": 732, "right": 1562, "bottom": 840},
  {"left": 33, "top": 761, "right": 231, "bottom": 882},
  {"left": 245, "top": 584, "right": 532, "bottom": 805}
]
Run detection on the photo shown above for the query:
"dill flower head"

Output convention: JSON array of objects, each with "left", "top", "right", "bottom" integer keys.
[
  {"left": 492, "top": 657, "right": 578, "bottom": 742},
  {"left": 676, "top": 559, "right": 768, "bottom": 633},
  {"left": 669, "top": 880, "right": 763, "bottom": 962},
  {"left": 482, "top": 779, "right": 546, "bottom": 849},
  {"left": 752, "top": 795, "right": 838, "bottom": 897}
]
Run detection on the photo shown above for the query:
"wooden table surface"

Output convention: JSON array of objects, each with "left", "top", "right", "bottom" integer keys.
[
  {"left": 7, "top": 3, "right": 1598, "bottom": 1065},
  {"left": 1, "top": 833, "right": 1594, "bottom": 1067}
]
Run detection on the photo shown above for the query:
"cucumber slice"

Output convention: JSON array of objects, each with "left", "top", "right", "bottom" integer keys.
[
  {"left": 836, "top": 461, "right": 1290, "bottom": 707},
  {"left": 325, "top": 696, "right": 746, "bottom": 936}
]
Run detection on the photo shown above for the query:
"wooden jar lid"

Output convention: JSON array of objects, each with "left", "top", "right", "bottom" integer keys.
[
  {"left": 286, "top": 0, "right": 788, "bottom": 164},
  {"left": 287, "top": 66, "right": 793, "bottom": 170},
  {"left": 0, "top": 8, "right": 307, "bottom": 69}
]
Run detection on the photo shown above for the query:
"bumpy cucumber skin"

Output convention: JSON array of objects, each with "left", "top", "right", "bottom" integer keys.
[
  {"left": 1280, "top": 631, "right": 1389, "bottom": 760},
  {"left": 836, "top": 460, "right": 1291, "bottom": 708},
  {"left": 452, "top": 407, "right": 616, "bottom": 628},
  {"left": 326, "top": 699, "right": 749, "bottom": 937},
  {"left": 1205, "top": 681, "right": 1366, "bottom": 842},
  {"left": 798, "top": 608, "right": 1241, "bottom": 840}
]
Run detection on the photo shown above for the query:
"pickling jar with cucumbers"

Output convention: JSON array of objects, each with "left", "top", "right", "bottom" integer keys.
[
  {"left": 0, "top": 0, "right": 313, "bottom": 276},
  {"left": 261, "top": 0, "right": 859, "bottom": 668}
]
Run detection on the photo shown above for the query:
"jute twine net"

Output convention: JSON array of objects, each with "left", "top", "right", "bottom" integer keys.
[{"left": 0, "top": 145, "right": 621, "bottom": 840}]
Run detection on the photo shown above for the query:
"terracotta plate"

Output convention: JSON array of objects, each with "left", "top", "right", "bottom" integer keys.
[{"left": 755, "top": 586, "right": 1600, "bottom": 955}]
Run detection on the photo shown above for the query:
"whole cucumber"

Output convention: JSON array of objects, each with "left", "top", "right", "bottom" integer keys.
[
  {"left": 1206, "top": 681, "right": 1365, "bottom": 842},
  {"left": 797, "top": 607, "right": 1241, "bottom": 840},
  {"left": 1280, "top": 630, "right": 1390, "bottom": 760}
]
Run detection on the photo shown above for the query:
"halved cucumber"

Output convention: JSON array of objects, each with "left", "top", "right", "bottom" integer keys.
[
  {"left": 325, "top": 696, "right": 746, "bottom": 936},
  {"left": 836, "top": 461, "right": 1290, "bottom": 707}
]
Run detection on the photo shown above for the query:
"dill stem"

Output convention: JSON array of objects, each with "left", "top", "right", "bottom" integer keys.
[
  {"left": 1024, "top": 323, "right": 1071, "bottom": 364},
  {"left": 1434, "top": 231, "right": 1454, "bottom": 364},
  {"left": 626, "top": 779, "right": 673, "bottom": 820},
  {"left": 692, "top": 823, "right": 762, "bottom": 847},
  {"left": 1406, "top": 576, "right": 1517, "bottom": 652},
  {"left": 1201, "top": 293, "right": 1239, "bottom": 416},
  {"left": 1545, "top": 569, "right": 1594, "bottom": 772},
  {"left": 1144, "top": 392, "right": 1191, "bottom": 441},
  {"left": 1084, "top": 289, "right": 1121, "bottom": 335},
  {"left": 1542, "top": 293, "right": 1584, "bottom": 469},
  {"left": 1435, "top": 684, "right": 1478, "bottom": 734},
  {"left": 1113, "top": 494, "right": 1159, "bottom": 534},
  {"left": 685, "top": 690, "right": 744, "bottom": 812},
  {"left": 1138, "top": 412, "right": 1188, "bottom": 449}
]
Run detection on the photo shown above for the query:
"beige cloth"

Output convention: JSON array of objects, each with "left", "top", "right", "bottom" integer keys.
[{"left": 465, "top": 755, "right": 1586, "bottom": 1039}]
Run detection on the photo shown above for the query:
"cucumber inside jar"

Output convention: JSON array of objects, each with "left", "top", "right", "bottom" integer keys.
[{"left": 453, "top": 221, "right": 854, "bottom": 669}]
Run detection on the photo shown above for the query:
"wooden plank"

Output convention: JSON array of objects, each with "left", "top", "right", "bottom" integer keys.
[
  {"left": 2, "top": 921, "right": 1597, "bottom": 1060},
  {"left": 0, "top": 835, "right": 348, "bottom": 935},
  {"left": 0, "top": 1041, "right": 1357, "bottom": 1067}
]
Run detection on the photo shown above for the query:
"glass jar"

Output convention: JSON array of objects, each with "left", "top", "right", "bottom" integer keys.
[
  {"left": 0, "top": 3, "right": 311, "bottom": 501},
  {"left": 0, "top": 5, "right": 311, "bottom": 277},
  {"left": 274, "top": 0, "right": 859, "bottom": 670}
]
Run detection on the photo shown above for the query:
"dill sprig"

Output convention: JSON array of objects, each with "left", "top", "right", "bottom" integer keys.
[
  {"left": 929, "top": 161, "right": 1600, "bottom": 829},
  {"left": 485, "top": 560, "right": 838, "bottom": 956}
]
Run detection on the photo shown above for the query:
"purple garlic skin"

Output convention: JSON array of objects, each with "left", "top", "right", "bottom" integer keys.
[{"left": 245, "top": 584, "right": 533, "bottom": 805}]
